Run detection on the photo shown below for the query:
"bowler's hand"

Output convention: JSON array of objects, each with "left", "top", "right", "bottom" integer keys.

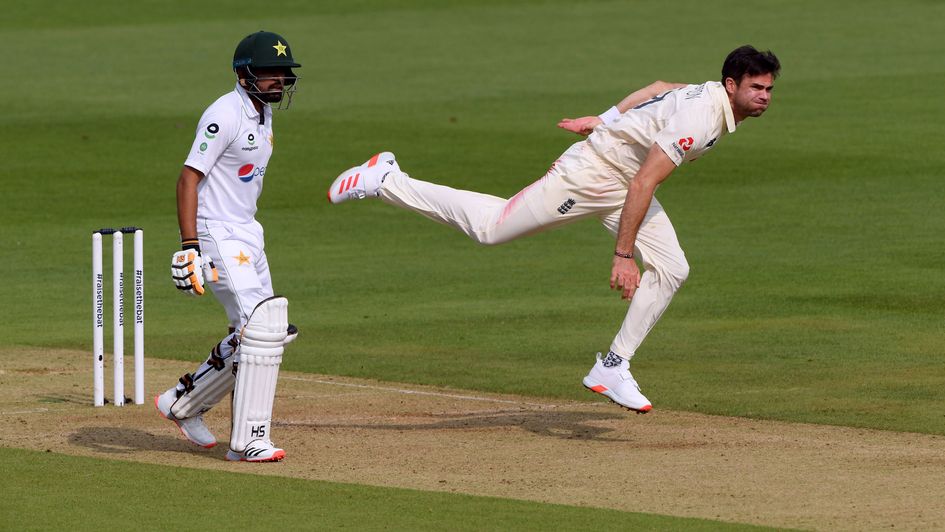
[
  {"left": 557, "top": 116, "right": 602, "bottom": 136},
  {"left": 611, "top": 255, "right": 640, "bottom": 300}
]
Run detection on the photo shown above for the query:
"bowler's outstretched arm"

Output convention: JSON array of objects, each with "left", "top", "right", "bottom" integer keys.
[{"left": 557, "top": 81, "right": 688, "bottom": 135}]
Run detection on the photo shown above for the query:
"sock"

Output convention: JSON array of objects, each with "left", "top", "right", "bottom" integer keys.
[{"left": 602, "top": 351, "right": 625, "bottom": 368}]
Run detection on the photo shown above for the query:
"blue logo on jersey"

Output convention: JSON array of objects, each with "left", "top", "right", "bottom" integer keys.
[
  {"left": 633, "top": 91, "right": 671, "bottom": 110},
  {"left": 237, "top": 164, "right": 266, "bottom": 182}
]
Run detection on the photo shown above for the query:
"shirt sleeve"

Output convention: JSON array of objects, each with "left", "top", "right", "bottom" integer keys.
[
  {"left": 654, "top": 110, "right": 710, "bottom": 167},
  {"left": 183, "top": 107, "right": 237, "bottom": 175}
]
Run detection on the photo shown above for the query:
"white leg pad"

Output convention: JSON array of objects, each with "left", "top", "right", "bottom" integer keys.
[
  {"left": 230, "top": 296, "right": 288, "bottom": 453},
  {"left": 169, "top": 333, "right": 239, "bottom": 419}
]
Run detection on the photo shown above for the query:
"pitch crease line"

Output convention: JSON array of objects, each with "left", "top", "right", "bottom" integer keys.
[{"left": 1, "top": 408, "right": 50, "bottom": 415}]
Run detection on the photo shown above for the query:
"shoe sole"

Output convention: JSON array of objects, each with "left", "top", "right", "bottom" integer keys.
[
  {"left": 582, "top": 380, "right": 652, "bottom": 414},
  {"left": 225, "top": 450, "right": 286, "bottom": 462},
  {"left": 154, "top": 395, "right": 218, "bottom": 449}
]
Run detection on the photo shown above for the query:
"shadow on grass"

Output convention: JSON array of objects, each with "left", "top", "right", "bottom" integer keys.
[
  {"left": 279, "top": 408, "right": 636, "bottom": 442},
  {"left": 36, "top": 393, "right": 97, "bottom": 405},
  {"left": 68, "top": 427, "right": 222, "bottom": 459}
]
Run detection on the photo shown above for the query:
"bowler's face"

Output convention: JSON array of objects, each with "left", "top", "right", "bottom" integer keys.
[{"left": 728, "top": 73, "right": 775, "bottom": 120}]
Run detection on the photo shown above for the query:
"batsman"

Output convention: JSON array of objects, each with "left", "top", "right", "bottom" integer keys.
[{"left": 156, "top": 31, "right": 301, "bottom": 462}]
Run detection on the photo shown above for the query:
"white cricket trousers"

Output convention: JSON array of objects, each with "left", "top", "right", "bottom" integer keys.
[
  {"left": 198, "top": 218, "right": 274, "bottom": 331},
  {"left": 379, "top": 141, "right": 689, "bottom": 359},
  {"left": 168, "top": 218, "right": 275, "bottom": 398}
]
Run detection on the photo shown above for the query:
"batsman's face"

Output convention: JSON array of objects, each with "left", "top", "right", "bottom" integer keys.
[
  {"left": 727, "top": 73, "right": 775, "bottom": 120},
  {"left": 250, "top": 68, "right": 291, "bottom": 103}
]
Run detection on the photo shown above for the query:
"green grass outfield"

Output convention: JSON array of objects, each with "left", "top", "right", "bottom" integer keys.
[
  {"left": 1, "top": 449, "right": 769, "bottom": 531},
  {"left": 2, "top": 0, "right": 943, "bottom": 528}
]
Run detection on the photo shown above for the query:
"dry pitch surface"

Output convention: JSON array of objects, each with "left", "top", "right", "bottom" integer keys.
[{"left": 2, "top": 347, "right": 944, "bottom": 531}]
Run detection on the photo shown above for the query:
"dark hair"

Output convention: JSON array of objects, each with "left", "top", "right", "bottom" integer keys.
[{"left": 721, "top": 45, "right": 780, "bottom": 84}]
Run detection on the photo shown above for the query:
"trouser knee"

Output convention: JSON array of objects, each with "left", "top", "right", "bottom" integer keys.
[{"left": 656, "top": 258, "right": 689, "bottom": 291}]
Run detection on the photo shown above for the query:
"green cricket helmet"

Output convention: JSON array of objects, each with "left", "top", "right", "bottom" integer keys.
[{"left": 233, "top": 31, "right": 301, "bottom": 108}]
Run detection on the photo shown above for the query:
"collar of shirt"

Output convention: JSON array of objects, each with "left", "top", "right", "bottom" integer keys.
[
  {"left": 707, "top": 82, "right": 736, "bottom": 133},
  {"left": 233, "top": 82, "right": 272, "bottom": 124}
]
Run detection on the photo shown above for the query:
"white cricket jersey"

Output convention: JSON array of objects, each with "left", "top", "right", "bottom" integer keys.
[
  {"left": 184, "top": 83, "right": 274, "bottom": 224},
  {"left": 587, "top": 81, "right": 737, "bottom": 179}
]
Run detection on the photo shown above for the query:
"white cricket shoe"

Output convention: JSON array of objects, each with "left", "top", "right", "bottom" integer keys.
[
  {"left": 582, "top": 352, "right": 652, "bottom": 413},
  {"left": 155, "top": 389, "right": 218, "bottom": 448},
  {"left": 225, "top": 439, "right": 286, "bottom": 462},
  {"left": 327, "top": 151, "right": 399, "bottom": 204}
]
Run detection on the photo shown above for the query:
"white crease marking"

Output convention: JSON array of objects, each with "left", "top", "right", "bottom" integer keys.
[{"left": 1, "top": 408, "right": 50, "bottom": 415}]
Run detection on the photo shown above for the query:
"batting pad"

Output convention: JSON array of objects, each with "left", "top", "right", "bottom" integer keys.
[
  {"left": 170, "top": 333, "right": 239, "bottom": 419},
  {"left": 230, "top": 296, "right": 288, "bottom": 452}
]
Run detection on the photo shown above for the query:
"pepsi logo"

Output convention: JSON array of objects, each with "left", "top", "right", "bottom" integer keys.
[{"left": 237, "top": 164, "right": 266, "bottom": 182}]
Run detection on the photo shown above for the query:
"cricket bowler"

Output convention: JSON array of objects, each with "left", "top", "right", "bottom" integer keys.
[{"left": 327, "top": 45, "right": 779, "bottom": 414}]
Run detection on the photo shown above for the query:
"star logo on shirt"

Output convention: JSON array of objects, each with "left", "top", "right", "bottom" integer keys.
[
  {"left": 234, "top": 251, "right": 251, "bottom": 265},
  {"left": 273, "top": 41, "right": 287, "bottom": 56}
]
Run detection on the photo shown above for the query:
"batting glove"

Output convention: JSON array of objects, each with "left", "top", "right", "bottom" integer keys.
[{"left": 171, "top": 239, "right": 218, "bottom": 296}]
